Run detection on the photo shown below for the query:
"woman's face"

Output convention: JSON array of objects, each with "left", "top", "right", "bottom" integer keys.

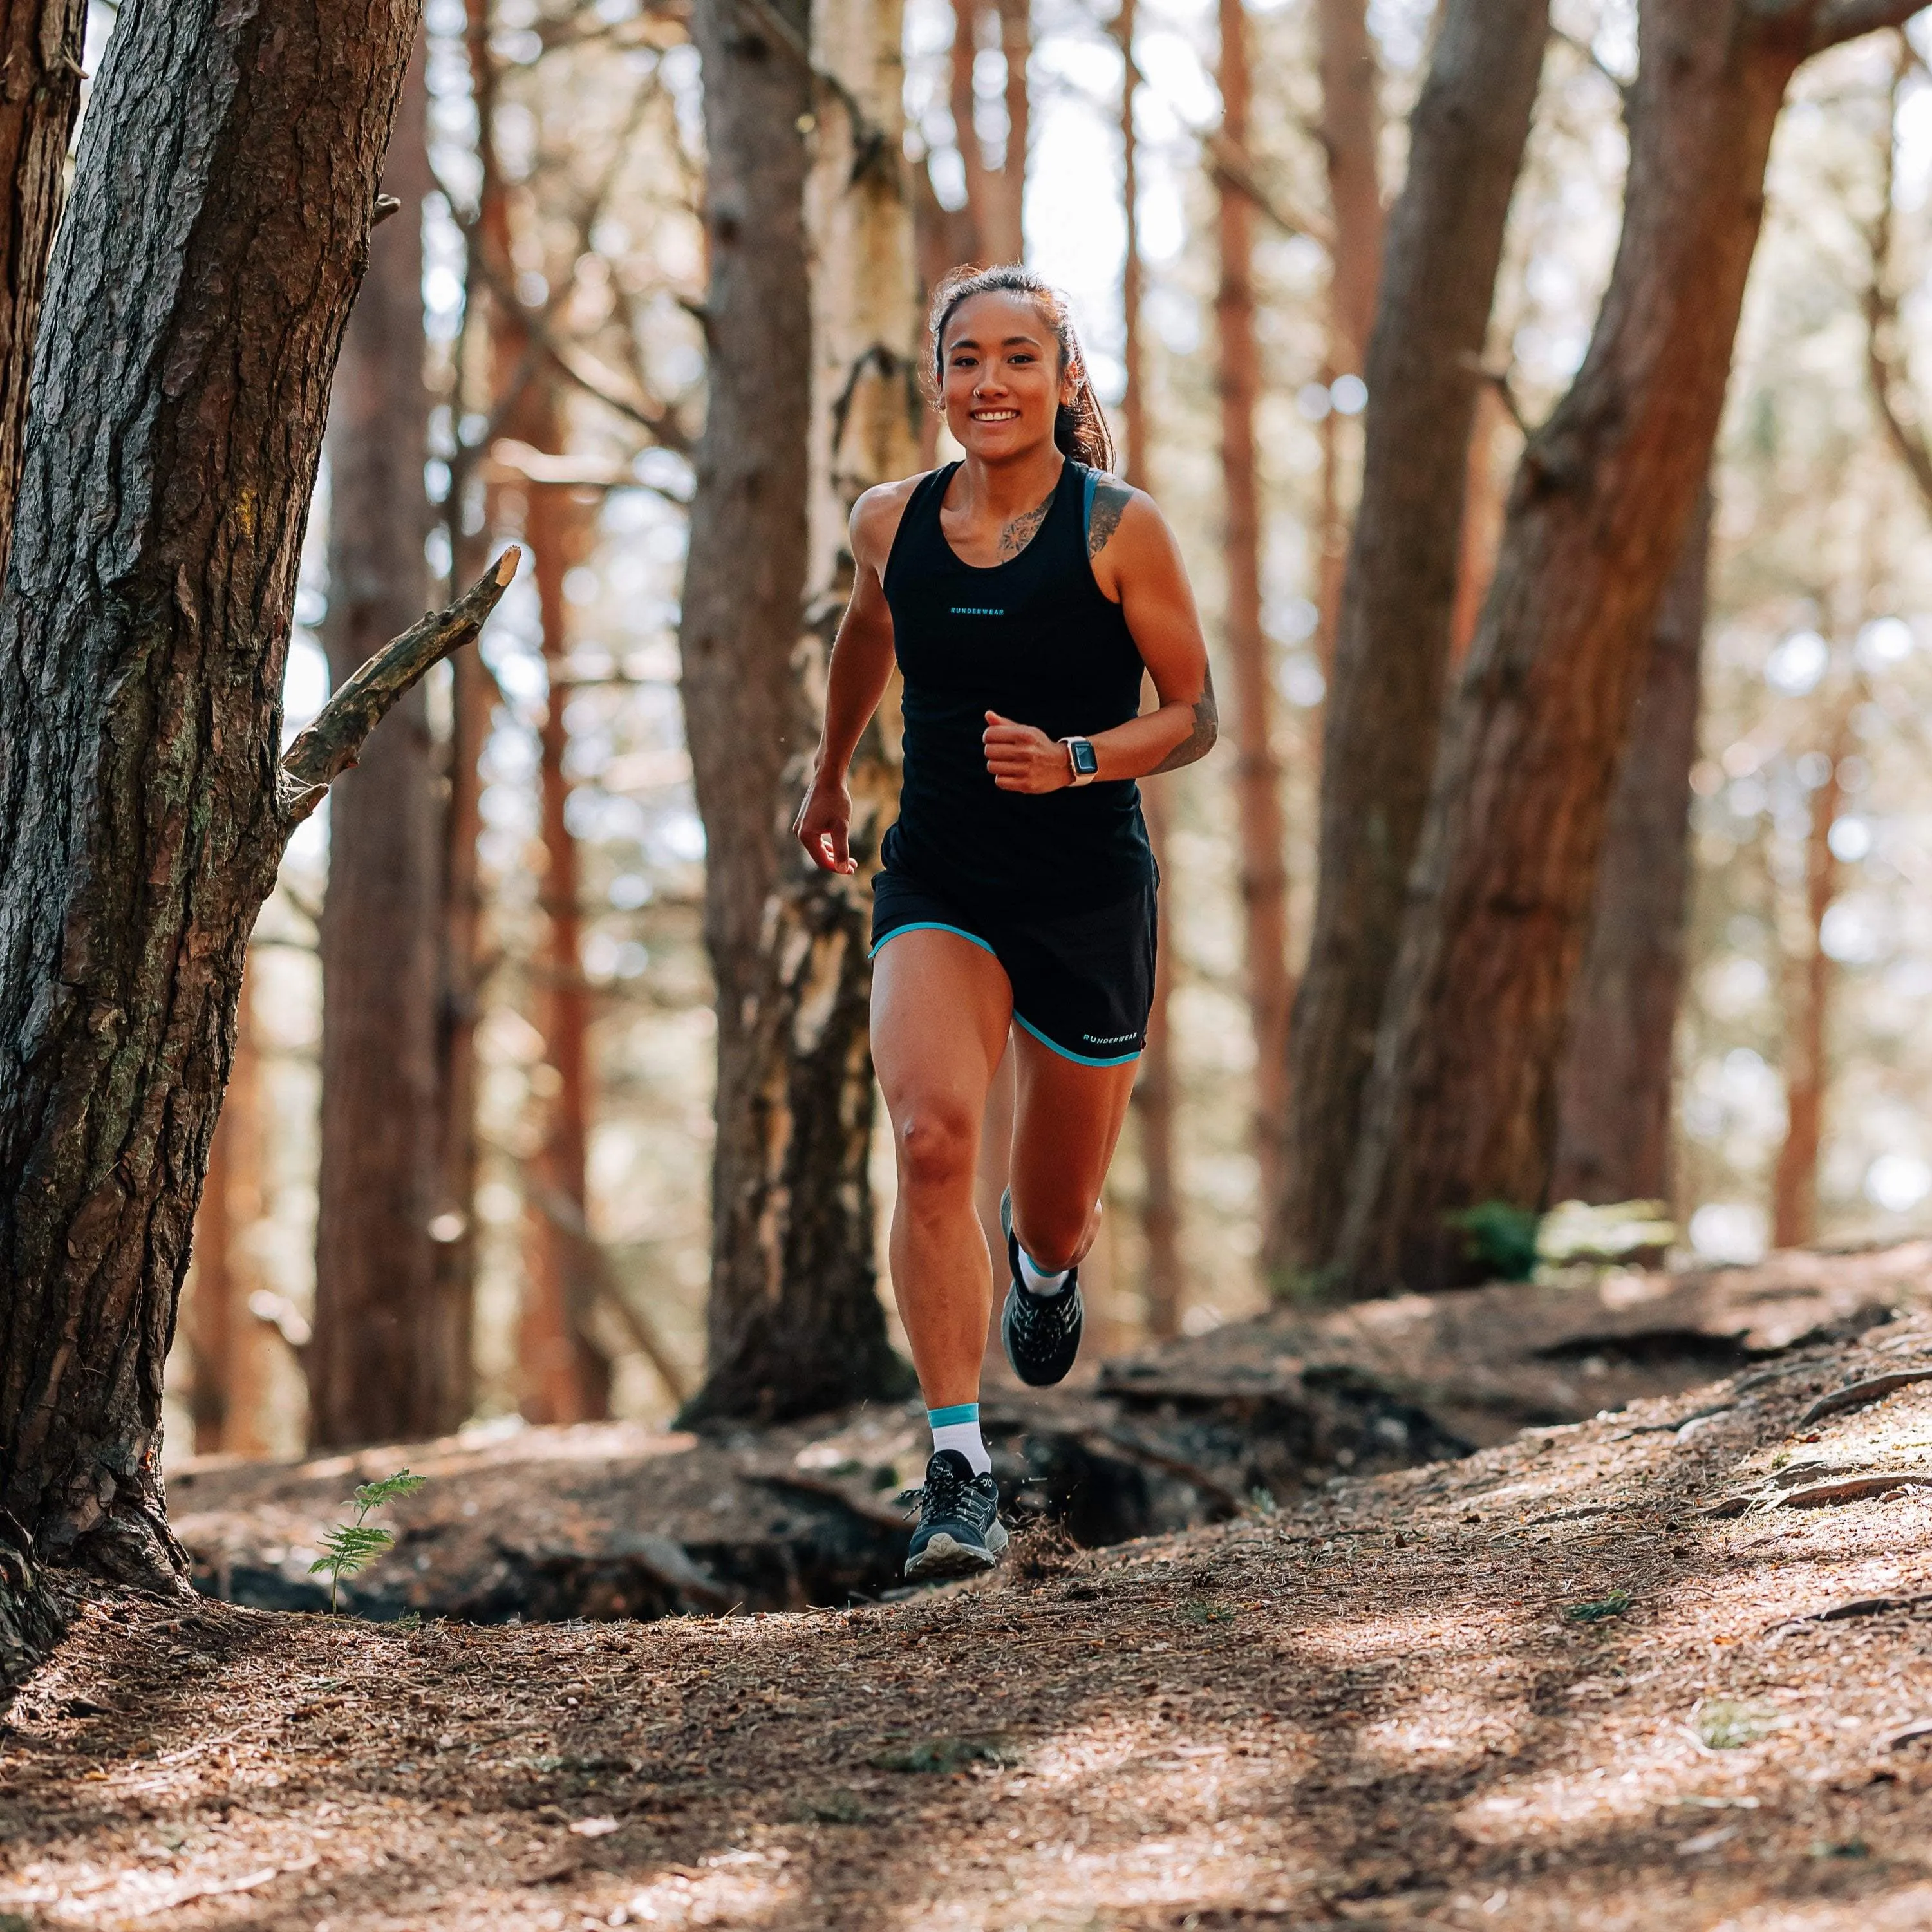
[{"left": 938, "top": 292, "right": 1074, "bottom": 464}]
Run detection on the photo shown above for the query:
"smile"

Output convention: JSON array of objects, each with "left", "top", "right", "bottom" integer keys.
[{"left": 970, "top": 409, "right": 1019, "bottom": 422}]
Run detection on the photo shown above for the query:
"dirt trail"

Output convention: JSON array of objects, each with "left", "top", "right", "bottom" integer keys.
[{"left": 9, "top": 1311, "right": 1932, "bottom": 1929}]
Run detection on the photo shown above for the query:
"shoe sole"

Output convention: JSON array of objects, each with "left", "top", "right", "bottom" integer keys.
[{"left": 903, "top": 1521, "right": 1009, "bottom": 1582}]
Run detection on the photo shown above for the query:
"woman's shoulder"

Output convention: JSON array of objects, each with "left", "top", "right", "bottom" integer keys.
[{"left": 851, "top": 469, "right": 946, "bottom": 571}]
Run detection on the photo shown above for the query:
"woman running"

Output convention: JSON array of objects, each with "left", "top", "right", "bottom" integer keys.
[{"left": 795, "top": 265, "right": 1217, "bottom": 1580}]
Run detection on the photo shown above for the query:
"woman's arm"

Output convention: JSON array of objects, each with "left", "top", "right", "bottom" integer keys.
[
  {"left": 794, "top": 482, "right": 912, "bottom": 873},
  {"left": 982, "top": 482, "right": 1217, "bottom": 794}
]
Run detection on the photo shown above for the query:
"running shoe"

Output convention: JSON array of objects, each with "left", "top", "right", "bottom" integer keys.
[
  {"left": 902, "top": 1449, "right": 1008, "bottom": 1580},
  {"left": 999, "top": 1187, "right": 1085, "bottom": 1387}
]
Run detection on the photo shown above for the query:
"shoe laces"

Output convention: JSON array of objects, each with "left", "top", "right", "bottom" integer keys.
[
  {"left": 899, "top": 1456, "right": 970, "bottom": 1518},
  {"left": 1015, "top": 1273, "right": 1080, "bottom": 1340}
]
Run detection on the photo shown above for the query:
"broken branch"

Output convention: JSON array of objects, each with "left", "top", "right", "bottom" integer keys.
[{"left": 278, "top": 548, "right": 520, "bottom": 823}]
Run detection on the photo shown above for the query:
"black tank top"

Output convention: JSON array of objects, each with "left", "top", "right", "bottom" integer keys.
[{"left": 881, "top": 458, "right": 1154, "bottom": 912}]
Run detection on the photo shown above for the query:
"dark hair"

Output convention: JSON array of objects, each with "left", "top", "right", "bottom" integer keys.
[{"left": 928, "top": 263, "right": 1116, "bottom": 473}]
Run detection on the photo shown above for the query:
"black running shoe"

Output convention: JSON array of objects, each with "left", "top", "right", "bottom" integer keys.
[
  {"left": 903, "top": 1449, "right": 1008, "bottom": 1580},
  {"left": 999, "top": 1187, "right": 1084, "bottom": 1388}
]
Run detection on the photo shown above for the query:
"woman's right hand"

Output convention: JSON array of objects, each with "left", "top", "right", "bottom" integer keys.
[{"left": 794, "top": 770, "right": 856, "bottom": 874}]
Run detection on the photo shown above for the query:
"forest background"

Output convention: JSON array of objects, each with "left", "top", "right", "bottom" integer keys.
[{"left": 152, "top": 0, "right": 1932, "bottom": 1462}]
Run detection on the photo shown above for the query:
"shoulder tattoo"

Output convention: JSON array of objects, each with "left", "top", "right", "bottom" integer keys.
[
  {"left": 1087, "top": 478, "right": 1133, "bottom": 559},
  {"left": 997, "top": 487, "right": 1058, "bottom": 561}
]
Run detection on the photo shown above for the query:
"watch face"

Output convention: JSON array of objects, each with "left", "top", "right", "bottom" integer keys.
[{"left": 1071, "top": 739, "right": 1099, "bottom": 776}]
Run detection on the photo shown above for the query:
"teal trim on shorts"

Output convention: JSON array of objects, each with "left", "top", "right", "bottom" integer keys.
[
  {"left": 868, "top": 919, "right": 995, "bottom": 960},
  {"left": 1012, "top": 1010, "right": 1142, "bottom": 1068},
  {"left": 926, "top": 1403, "right": 980, "bottom": 1427}
]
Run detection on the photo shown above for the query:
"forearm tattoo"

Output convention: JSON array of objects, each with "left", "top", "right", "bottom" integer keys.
[
  {"left": 1149, "top": 663, "right": 1219, "bottom": 773},
  {"left": 998, "top": 487, "right": 1058, "bottom": 561},
  {"left": 1087, "top": 478, "right": 1132, "bottom": 559}
]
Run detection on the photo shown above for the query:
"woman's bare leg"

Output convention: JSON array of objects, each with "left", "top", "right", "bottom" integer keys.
[
  {"left": 974, "top": 1042, "right": 1016, "bottom": 1368},
  {"left": 871, "top": 930, "right": 1014, "bottom": 1407},
  {"left": 1006, "top": 1030, "right": 1141, "bottom": 1274}
]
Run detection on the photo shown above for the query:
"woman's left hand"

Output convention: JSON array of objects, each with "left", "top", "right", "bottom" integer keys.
[{"left": 983, "top": 710, "right": 1071, "bottom": 793}]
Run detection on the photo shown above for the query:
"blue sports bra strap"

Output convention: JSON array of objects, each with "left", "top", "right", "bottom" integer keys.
[{"left": 1081, "top": 464, "right": 1098, "bottom": 545}]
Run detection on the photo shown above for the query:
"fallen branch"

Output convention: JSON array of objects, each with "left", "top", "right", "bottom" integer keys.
[
  {"left": 279, "top": 549, "right": 520, "bottom": 822},
  {"left": 744, "top": 1468, "right": 909, "bottom": 1535},
  {"left": 1800, "top": 1369, "right": 1932, "bottom": 1426},
  {"left": 1780, "top": 1472, "right": 1932, "bottom": 1509}
]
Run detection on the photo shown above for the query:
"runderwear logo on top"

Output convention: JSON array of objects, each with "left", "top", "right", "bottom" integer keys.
[{"left": 951, "top": 606, "right": 1004, "bottom": 617}]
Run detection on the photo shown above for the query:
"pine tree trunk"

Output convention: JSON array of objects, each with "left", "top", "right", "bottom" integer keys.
[
  {"left": 1449, "top": 384, "right": 1508, "bottom": 665},
  {"left": 0, "top": 0, "right": 429, "bottom": 1585},
  {"left": 189, "top": 971, "right": 265, "bottom": 1454},
  {"left": 1116, "top": 0, "right": 1183, "bottom": 1340},
  {"left": 991, "top": 0, "right": 1029, "bottom": 261},
  {"left": 947, "top": 0, "right": 1026, "bottom": 264},
  {"left": 431, "top": 0, "right": 511, "bottom": 1363},
  {"left": 1273, "top": 0, "right": 1548, "bottom": 1286},
  {"left": 309, "top": 36, "right": 460, "bottom": 1449},
  {"left": 950, "top": 0, "right": 995, "bottom": 259},
  {"left": 1333, "top": 0, "right": 1901, "bottom": 1296},
  {"left": 1773, "top": 700, "right": 1852, "bottom": 1249},
  {"left": 679, "top": 0, "right": 910, "bottom": 1422},
  {"left": 1215, "top": 0, "right": 1293, "bottom": 1243},
  {"left": 0, "top": 0, "right": 83, "bottom": 566},
  {"left": 1550, "top": 487, "right": 1711, "bottom": 1207},
  {"left": 521, "top": 454, "right": 612, "bottom": 1424},
  {"left": 1315, "top": 0, "right": 1382, "bottom": 377}
]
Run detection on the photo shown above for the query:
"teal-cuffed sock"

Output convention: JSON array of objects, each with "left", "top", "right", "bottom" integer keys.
[
  {"left": 927, "top": 1402, "right": 991, "bottom": 1476},
  {"left": 1017, "top": 1246, "right": 1073, "bottom": 1297}
]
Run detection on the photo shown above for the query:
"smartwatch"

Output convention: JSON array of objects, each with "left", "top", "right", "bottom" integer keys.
[{"left": 1062, "top": 736, "right": 1100, "bottom": 787}]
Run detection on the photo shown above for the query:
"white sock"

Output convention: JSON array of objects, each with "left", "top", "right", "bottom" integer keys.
[
  {"left": 928, "top": 1403, "right": 992, "bottom": 1476},
  {"left": 1018, "top": 1248, "right": 1072, "bottom": 1297}
]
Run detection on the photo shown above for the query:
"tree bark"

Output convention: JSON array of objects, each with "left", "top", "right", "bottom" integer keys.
[
  {"left": 309, "top": 35, "right": 462, "bottom": 1450},
  {"left": 1315, "top": 0, "right": 1382, "bottom": 377},
  {"left": 0, "top": 0, "right": 434, "bottom": 1585},
  {"left": 188, "top": 970, "right": 266, "bottom": 1454},
  {"left": 1332, "top": 0, "right": 1904, "bottom": 1297},
  {"left": 520, "top": 452, "right": 612, "bottom": 1425},
  {"left": 1550, "top": 487, "right": 1710, "bottom": 1208},
  {"left": 1114, "top": 0, "right": 1183, "bottom": 1340},
  {"left": 0, "top": 0, "right": 82, "bottom": 572},
  {"left": 679, "top": 0, "right": 910, "bottom": 1422},
  {"left": 0, "top": 1512, "right": 61, "bottom": 1689},
  {"left": 1273, "top": 0, "right": 1549, "bottom": 1287},
  {"left": 1215, "top": 0, "right": 1293, "bottom": 1243},
  {"left": 1772, "top": 700, "right": 1852, "bottom": 1249}
]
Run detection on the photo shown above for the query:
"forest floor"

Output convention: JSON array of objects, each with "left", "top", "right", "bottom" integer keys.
[{"left": 9, "top": 1299, "right": 1932, "bottom": 1926}]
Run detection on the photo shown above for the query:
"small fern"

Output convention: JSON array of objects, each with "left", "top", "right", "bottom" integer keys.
[{"left": 309, "top": 1469, "right": 426, "bottom": 1613}]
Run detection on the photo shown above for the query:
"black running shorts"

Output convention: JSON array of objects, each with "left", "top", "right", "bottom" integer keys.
[{"left": 870, "top": 867, "right": 1157, "bottom": 1067}]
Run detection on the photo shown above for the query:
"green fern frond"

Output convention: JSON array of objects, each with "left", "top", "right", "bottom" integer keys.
[
  {"left": 312, "top": 1523, "right": 395, "bottom": 1570},
  {"left": 308, "top": 1467, "right": 426, "bottom": 1612},
  {"left": 353, "top": 1470, "right": 426, "bottom": 1512}
]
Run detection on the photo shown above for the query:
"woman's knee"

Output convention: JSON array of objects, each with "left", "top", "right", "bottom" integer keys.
[{"left": 894, "top": 1100, "right": 979, "bottom": 1199}]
